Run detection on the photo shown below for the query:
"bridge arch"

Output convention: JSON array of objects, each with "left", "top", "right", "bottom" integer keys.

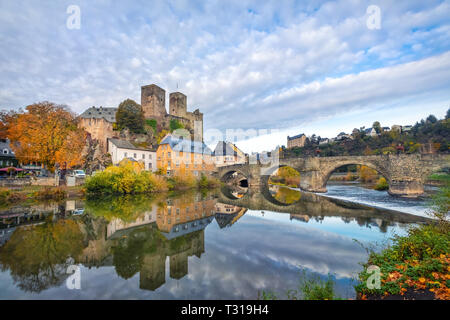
[{"left": 319, "top": 160, "right": 390, "bottom": 191}]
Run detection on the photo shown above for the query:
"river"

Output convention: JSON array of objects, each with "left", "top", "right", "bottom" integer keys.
[{"left": 0, "top": 184, "right": 432, "bottom": 300}]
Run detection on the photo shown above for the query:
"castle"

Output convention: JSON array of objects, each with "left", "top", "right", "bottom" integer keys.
[{"left": 79, "top": 84, "right": 203, "bottom": 151}]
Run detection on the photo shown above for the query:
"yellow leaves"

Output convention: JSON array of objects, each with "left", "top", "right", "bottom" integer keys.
[
  {"left": 6, "top": 102, "right": 86, "bottom": 169},
  {"left": 419, "top": 277, "right": 426, "bottom": 283},
  {"left": 387, "top": 271, "right": 402, "bottom": 282}
]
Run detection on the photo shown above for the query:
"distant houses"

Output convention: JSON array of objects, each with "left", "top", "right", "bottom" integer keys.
[
  {"left": 286, "top": 122, "right": 416, "bottom": 149},
  {"left": 287, "top": 134, "right": 307, "bottom": 148}
]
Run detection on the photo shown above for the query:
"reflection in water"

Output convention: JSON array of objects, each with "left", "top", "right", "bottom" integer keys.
[
  {"left": 0, "top": 187, "right": 431, "bottom": 299},
  {"left": 269, "top": 185, "right": 301, "bottom": 204}
]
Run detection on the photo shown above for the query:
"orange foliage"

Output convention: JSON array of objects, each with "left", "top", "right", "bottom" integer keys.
[{"left": 6, "top": 102, "right": 86, "bottom": 170}]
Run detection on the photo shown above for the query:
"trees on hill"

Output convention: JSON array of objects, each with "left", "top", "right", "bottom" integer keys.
[
  {"left": 284, "top": 110, "right": 449, "bottom": 157},
  {"left": 115, "top": 99, "right": 145, "bottom": 134}
]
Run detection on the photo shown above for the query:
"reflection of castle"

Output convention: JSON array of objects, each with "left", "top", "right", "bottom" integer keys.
[
  {"left": 139, "top": 228, "right": 207, "bottom": 290},
  {"left": 214, "top": 203, "right": 247, "bottom": 228}
]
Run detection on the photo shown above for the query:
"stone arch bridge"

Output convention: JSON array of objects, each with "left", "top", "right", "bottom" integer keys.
[{"left": 217, "top": 154, "right": 450, "bottom": 198}]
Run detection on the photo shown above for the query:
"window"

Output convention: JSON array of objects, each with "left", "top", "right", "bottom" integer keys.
[
  {"left": 149, "top": 154, "right": 152, "bottom": 159},
  {"left": 194, "top": 171, "right": 198, "bottom": 176},
  {"left": 148, "top": 163, "right": 152, "bottom": 169},
  {"left": 142, "top": 154, "right": 145, "bottom": 159},
  {"left": 168, "top": 152, "right": 171, "bottom": 158},
  {"left": 3, "top": 149, "right": 8, "bottom": 154},
  {"left": 134, "top": 153, "right": 137, "bottom": 159},
  {"left": 176, "top": 208, "right": 180, "bottom": 214},
  {"left": 124, "top": 152, "right": 127, "bottom": 158}
]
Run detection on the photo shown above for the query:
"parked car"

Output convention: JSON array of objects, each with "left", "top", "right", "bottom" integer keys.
[{"left": 71, "top": 170, "right": 86, "bottom": 178}]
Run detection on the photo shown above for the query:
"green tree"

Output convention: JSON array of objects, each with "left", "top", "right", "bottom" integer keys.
[
  {"left": 169, "top": 119, "right": 184, "bottom": 132},
  {"left": 372, "top": 121, "right": 381, "bottom": 134},
  {"left": 116, "top": 99, "right": 145, "bottom": 134}
]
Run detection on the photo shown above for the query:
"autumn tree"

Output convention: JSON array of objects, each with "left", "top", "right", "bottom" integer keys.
[
  {"left": 115, "top": 99, "right": 145, "bottom": 134},
  {"left": 6, "top": 102, "right": 86, "bottom": 170}
]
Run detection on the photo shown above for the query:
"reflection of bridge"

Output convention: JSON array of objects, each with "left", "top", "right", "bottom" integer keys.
[
  {"left": 217, "top": 154, "right": 450, "bottom": 197},
  {"left": 217, "top": 188, "right": 430, "bottom": 225}
]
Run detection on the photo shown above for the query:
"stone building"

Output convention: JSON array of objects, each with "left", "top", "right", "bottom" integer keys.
[
  {"left": 141, "top": 84, "right": 203, "bottom": 141},
  {"left": 79, "top": 84, "right": 204, "bottom": 157},
  {"left": 79, "top": 106, "right": 117, "bottom": 152},
  {"left": 287, "top": 133, "right": 307, "bottom": 148}
]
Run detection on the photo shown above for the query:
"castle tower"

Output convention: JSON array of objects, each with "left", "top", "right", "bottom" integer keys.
[
  {"left": 141, "top": 84, "right": 167, "bottom": 120},
  {"left": 169, "top": 92, "right": 187, "bottom": 118}
]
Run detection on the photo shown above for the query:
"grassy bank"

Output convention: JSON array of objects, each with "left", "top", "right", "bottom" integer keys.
[
  {"left": 0, "top": 185, "right": 84, "bottom": 208},
  {"left": 355, "top": 182, "right": 450, "bottom": 300},
  {"left": 84, "top": 163, "right": 221, "bottom": 195}
]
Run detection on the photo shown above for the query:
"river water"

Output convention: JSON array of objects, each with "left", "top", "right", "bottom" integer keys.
[{"left": 0, "top": 184, "right": 432, "bottom": 300}]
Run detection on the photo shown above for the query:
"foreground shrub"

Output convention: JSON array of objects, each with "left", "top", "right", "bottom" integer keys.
[{"left": 257, "top": 270, "right": 340, "bottom": 300}]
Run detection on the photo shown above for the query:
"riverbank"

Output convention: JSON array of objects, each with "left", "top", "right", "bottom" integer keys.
[
  {"left": 0, "top": 185, "right": 84, "bottom": 209},
  {"left": 355, "top": 182, "right": 449, "bottom": 300}
]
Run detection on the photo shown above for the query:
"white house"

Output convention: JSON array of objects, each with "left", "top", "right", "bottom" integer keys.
[{"left": 107, "top": 138, "right": 157, "bottom": 171}]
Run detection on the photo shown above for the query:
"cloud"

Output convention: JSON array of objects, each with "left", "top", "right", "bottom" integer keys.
[{"left": 0, "top": 0, "right": 449, "bottom": 145}]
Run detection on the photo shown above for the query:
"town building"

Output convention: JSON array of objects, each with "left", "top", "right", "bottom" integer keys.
[
  {"left": 213, "top": 141, "right": 246, "bottom": 167},
  {"left": 0, "top": 139, "right": 17, "bottom": 168},
  {"left": 287, "top": 133, "right": 306, "bottom": 148},
  {"left": 364, "top": 127, "right": 378, "bottom": 137},
  {"left": 391, "top": 125, "right": 402, "bottom": 133},
  {"left": 156, "top": 134, "right": 215, "bottom": 176},
  {"left": 107, "top": 138, "right": 157, "bottom": 171}
]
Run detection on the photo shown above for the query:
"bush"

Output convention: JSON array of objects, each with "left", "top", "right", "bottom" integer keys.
[
  {"left": 168, "top": 173, "right": 197, "bottom": 191},
  {"left": 85, "top": 163, "right": 168, "bottom": 195},
  {"left": 197, "top": 174, "right": 221, "bottom": 189},
  {"left": 374, "top": 177, "right": 389, "bottom": 191}
]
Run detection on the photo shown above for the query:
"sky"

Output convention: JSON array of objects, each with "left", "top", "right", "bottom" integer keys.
[{"left": 0, "top": 0, "right": 449, "bottom": 152}]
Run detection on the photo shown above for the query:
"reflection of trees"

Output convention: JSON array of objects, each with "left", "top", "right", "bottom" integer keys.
[
  {"left": 271, "top": 186, "right": 301, "bottom": 204},
  {"left": 84, "top": 194, "right": 162, "bottom": 222},
  {"left": 0, "top": 216, "right": 84, "bottom": 293}
]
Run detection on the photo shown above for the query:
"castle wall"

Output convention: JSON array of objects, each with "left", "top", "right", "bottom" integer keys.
[{"left": 79, "top": 118, "right": 115, "bottom": 152}]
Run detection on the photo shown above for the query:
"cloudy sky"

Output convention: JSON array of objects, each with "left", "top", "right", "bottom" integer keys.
[{"left": 1, "top": 0, "right": 449, "bottom": 152}]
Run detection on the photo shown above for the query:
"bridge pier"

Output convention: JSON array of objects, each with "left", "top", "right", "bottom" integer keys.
[
  {"left": 388, "top": 179, "right": 424, "bottom": 198},
  {"left": 299, "top": 170, "right": 327, "bottom": 193}
]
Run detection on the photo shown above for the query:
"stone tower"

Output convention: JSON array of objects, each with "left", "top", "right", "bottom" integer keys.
[
  {"left": 141, "top": 84, "right": 167, "bottom": 120},
  {"left": 169, "top": 92, "right": 187, "bottom": 118}
]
